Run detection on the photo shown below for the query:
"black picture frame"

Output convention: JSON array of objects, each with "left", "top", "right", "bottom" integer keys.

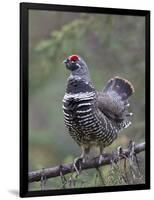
[{"left": 20, "top": 2, "right": 150, "bottom": 198}]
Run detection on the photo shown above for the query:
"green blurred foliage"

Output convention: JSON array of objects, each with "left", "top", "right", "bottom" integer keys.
[{"left": 28, "top": 10, "right": 145, "bottom": 190}]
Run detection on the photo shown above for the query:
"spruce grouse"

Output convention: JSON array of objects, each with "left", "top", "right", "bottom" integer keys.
[{"left": 63, "top": 55, "right": 134, "bottom": 164}]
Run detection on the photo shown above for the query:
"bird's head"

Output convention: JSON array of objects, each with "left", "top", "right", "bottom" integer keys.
[{"left": 63, "top": 55, "right": 91, "bottom": 82}]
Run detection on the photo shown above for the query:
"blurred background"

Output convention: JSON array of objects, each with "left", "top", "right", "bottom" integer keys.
[{"left": 28, "top": 10, "right": 145, "bottom": 190}]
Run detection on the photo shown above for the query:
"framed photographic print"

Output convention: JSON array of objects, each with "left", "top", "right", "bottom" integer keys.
[{"left": 20, "top": 2, "right": 150, "bottom": 198}]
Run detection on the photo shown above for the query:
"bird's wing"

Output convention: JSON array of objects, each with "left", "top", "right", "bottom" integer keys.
[
  {"left": 97, "top": 76, "right": 134, "bottom": 122},
  {"left": 97, "top": 92, "right": 126, "bottom": 122}
]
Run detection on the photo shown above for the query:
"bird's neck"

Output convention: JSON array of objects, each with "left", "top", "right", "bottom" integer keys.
[
  {"left": 71, "top": 66, "right": 91, "bottom": 83},
  {"left": 66, "top": 75, "right": 95, "bottom": 94}
]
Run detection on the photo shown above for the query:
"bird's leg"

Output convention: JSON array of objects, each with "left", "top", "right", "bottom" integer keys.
[
  {"left": 73, "top": 146, "right": 90, "bottom": 175},
  {"left": 82, "top": 146, "right": 90, "bottom": 163},
  {"left": 98, "top": 145, "right": 104, "bottom": 164}
]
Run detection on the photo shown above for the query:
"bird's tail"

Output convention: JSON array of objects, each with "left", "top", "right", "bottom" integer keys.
[{"left": 103, "top": 76, "right": 134, "bottom": 101}]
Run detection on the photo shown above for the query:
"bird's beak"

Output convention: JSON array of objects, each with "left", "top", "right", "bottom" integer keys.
[{"left": 63, "top": 59, "right": 67, "bottom": 64}]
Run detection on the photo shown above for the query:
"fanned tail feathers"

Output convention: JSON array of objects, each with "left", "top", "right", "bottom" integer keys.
[{"left": 103, "top": 76, "right": 134, "bottom": 101}]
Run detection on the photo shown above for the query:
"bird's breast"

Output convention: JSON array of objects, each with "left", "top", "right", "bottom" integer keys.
[
  {"left": 62, "top": 91, "right": 118, "bottom": 146},
  {"left": 62, "top": 92, "right": 96, "bottom": 126}
]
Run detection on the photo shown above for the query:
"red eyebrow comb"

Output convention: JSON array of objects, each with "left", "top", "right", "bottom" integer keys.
[{"left": 69, "top": 55, "right": 79, "bottom": 61}]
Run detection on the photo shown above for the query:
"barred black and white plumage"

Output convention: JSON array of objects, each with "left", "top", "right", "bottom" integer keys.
[{"left": 63, "top": 55, "right": 134, "bottom": 164}]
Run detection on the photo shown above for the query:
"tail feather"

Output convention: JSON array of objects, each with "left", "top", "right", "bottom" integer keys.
[{"left": 103, "top": 76, "right": 134, "bottom": 101}]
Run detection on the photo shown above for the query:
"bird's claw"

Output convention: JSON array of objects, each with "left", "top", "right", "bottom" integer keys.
[
  {"left": 98, "top": 154, "right": 104, "bottom": 165},
  {"left": 73, "top": 157, "right": 84, "bottom": 175},
  {"left": 117, "top": 146, "right": 123, "bottom": 157}
]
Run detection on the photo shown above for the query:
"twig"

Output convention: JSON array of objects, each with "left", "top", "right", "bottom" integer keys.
[{"left": 29, "top": 142, "right": 145, "bottom": 183}]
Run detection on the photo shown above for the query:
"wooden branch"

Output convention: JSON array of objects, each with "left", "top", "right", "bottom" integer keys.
[{"left": 29, "top": 142, "right": 145, "bottom": 183}]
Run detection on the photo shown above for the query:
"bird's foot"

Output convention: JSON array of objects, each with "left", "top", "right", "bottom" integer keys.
[
  {"left": 117, "top": 146, "right": 123, "bottom": 158},
  {"left": 128, "top": 140, "right": 135, "bottom": 157},
  {"left": 98, "top": 154, "right": 104, "bottom": 165},
  {"left": 73, "top": 157, "right": 85, "bottom": 175},
  {"left": 116, "top": 145, "right": 128, "bottom": 162}
]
